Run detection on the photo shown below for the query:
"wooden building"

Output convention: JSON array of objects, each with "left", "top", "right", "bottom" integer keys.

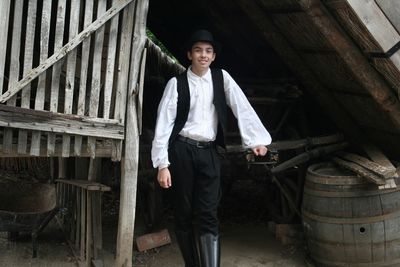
[
  {"left": 0, "top": 0, "right": 148, "bottom": 266},
  {"left": 2, "top": 0, "right": 400, "bottom": 266}
]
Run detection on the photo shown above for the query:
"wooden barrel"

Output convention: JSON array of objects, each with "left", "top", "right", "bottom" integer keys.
[{"left": 302, "top": 162, "right": 400, "bottom": 267}]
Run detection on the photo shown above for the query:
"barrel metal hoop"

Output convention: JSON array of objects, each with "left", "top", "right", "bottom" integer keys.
[
  {"left": 302, "top": 209, "right": 400, "bottom": 224},
  {"left": 306, "top": 173, "right": 365, "bottom": 185},
  {"left": 303, "top": 186, "right": 400, "bottom": 198}
]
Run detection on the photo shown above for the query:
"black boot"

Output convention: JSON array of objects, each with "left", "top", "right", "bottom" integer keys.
[
  {"left": 199, "top": 233, "right": 220, "bottom": 267},
  {"left": 175, "top": 230, "right": 200, "bottom": 267}
]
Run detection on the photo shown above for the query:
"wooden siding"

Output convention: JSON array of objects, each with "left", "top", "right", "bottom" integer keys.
[{"left": 0, "top": 0, "right": 135, "bottom": 158}]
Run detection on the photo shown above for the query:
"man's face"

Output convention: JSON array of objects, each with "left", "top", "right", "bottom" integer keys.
[{"left": 187, "top": 42, "right": 216, "bottom": 71}]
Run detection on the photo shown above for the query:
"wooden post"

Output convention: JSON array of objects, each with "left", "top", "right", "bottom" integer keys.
[{"left": 115, "top": 0, "right": 149, "bottom": 265}]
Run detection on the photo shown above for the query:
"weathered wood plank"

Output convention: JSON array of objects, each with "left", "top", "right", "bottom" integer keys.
[
  {"left": 87, "top": 0, "right": 107, "bottom": 158},
  {"left": 0, "top": 142, "right": 113, "bottom": 157},
  {"left": 31, "top": 0, "right": 52, "bottom": 156},
  {"left": 0, "top": 105, "right": 124, "bottom": 139},
  {"left": 336, "top": 152, "right": 396, "bottom": 178},
  {"left": 86, "top": 190, "right": 92, "bottom": 266},
  {"left": 362, "top": 143, "right": 398, "bottom": 189},
  {"left": 111, "top": 2, "right": 136, "bottom": 163},
  {"left": 113, "top": 3, "right": 135, "bottom": 123},
  {"left": 80, "top": 189, "right": 86, "bottom": 261},
  {"left": 116, "top": 0, "right": 149, "bottom": 265},
  {"left": 346, "top": 0, "right": 400, "bottom": 81},
  {"left": 62, "top": 0, "right": 81, "bottom": 157},
  {"left": 3, "top": 0, "right": 23, "bottom": 152},
  {"left": 0, "top": 0, "right": 11, "bottom": 95},
  {"left": 103, "top": 0, "right": 120, "bottom": 119},
  {"left": 376, "top": 0, "right": 400, "bottom": 34},
  {"left": 88, "top": 159, "right": 103, "bottom": 253},
  {"left": 347, "top": 0, "right": 400, "bottom": 52},
  {"left": 298, "top": 0, "right": 400, "bottom": 130},
  {"left": 18, "top": 0, "right": 37, "bottom": 154},
  {"left": 0, "top": 0, "right": 134, "bottom": 104},
  {"left": 48, "top": 0, "right": 67, "bottom": 156},
  {"left": 56, "top": 179, "right": 110, "bottom": 192},
  {"left": 137, "top": 48, "right": 147, "bottom": 135},
  {"left": 75, "top": 0, "right": 94, "bottom": 156},
  {"left": 332, "top": 157, "right": 386, "bottom": 185},
  {"left": 89, "top": 0, "right": 107, "bottom": 118}
]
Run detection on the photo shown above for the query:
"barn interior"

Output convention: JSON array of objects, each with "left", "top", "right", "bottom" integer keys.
[
  {"left": 140, "top": 0, "right": 400, "bottom": 265},
  {"left": 2, "top": 0, "right": 400, "bottom": 266},
  {"left": 142, "top": 0, "right": 390, "bottom": 226}
]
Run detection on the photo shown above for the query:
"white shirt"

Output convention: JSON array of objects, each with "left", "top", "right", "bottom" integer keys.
[{"left": 151, "top": 67, "right": 272, "bottom": 169}]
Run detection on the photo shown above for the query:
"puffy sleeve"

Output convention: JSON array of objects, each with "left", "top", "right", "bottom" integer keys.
[
  {"left": 222, "top": 69, "right": 272, "bottom": 148},
  {"left": 151, "top": 77, "right": 178, "bottom": 168}
]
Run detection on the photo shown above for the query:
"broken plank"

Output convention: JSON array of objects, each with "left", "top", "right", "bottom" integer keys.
[
  {"left": 332, "top": 157, "right": 386, "bottom": 185},
  {"left": 336, "top": 151, "right": 396, "bottom": 178}
]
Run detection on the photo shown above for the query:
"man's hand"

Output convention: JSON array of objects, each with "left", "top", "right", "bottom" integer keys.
[
  {"left": 157, "top": 167, "right": 172, "bottom": 188},
  {"left": 252, "top": 145, "right": 268, "bottom": 156}
]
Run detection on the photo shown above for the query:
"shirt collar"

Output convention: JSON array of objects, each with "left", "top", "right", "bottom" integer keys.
[{"left": 187, "top": 67, "right": 212, "bottom": 84}]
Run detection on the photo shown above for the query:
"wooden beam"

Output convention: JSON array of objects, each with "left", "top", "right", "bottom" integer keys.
[
  {"left": 297, "top": 0, "right": 400, "bottom": 127},
  {"left": 0, "top": 105, "right": 124, "bottom": 139},
  {"left": 56, "top": 179, "right": 110, "bottom": 192},
  {"left": 0, "top": 143, "right": 112, "bottom": 158},
  {"left": 116, "top": 0, "right": 149, "bottom": 265},
  {"left": 235, "top": 0, "right": 366, "bottom": 146},
  {"left": 376, "top": 0, "right": 400, "bottom": 34},
  {"left": 0, "top": 0, "right": 133, "bottom": 103}
]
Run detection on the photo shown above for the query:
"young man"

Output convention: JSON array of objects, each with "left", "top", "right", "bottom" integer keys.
[{"left": 151, "top": 30, "right": 271, "bottom": 267}]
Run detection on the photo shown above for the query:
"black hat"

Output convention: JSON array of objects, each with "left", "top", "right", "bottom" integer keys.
[{"left": 185, "top": 29, "right": 221, "bottom": 53}]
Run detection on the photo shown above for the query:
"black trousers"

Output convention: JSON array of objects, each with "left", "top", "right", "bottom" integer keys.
[{"left": 169, "top": 138, "right": 221, "bottom": 236}]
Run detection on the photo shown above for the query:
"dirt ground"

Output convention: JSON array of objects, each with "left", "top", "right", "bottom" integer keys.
[
  {"left": 133, "top": 222, "right": 307, "bottom": 267},
  {"left": 0, "top": 220, "right": 307, "bottom": 267},
  {"left": 0, "top": 178, "right": 309, "bottom": 267}
]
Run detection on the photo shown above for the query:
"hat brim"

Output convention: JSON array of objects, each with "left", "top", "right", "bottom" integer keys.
[{"left": 184, "top": 40, "right": 221, "bottom": 54}]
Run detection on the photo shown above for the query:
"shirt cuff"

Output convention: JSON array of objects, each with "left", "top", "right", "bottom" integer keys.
[{"left": 158, "top": 163, "right": 170, "bottom": 170}]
